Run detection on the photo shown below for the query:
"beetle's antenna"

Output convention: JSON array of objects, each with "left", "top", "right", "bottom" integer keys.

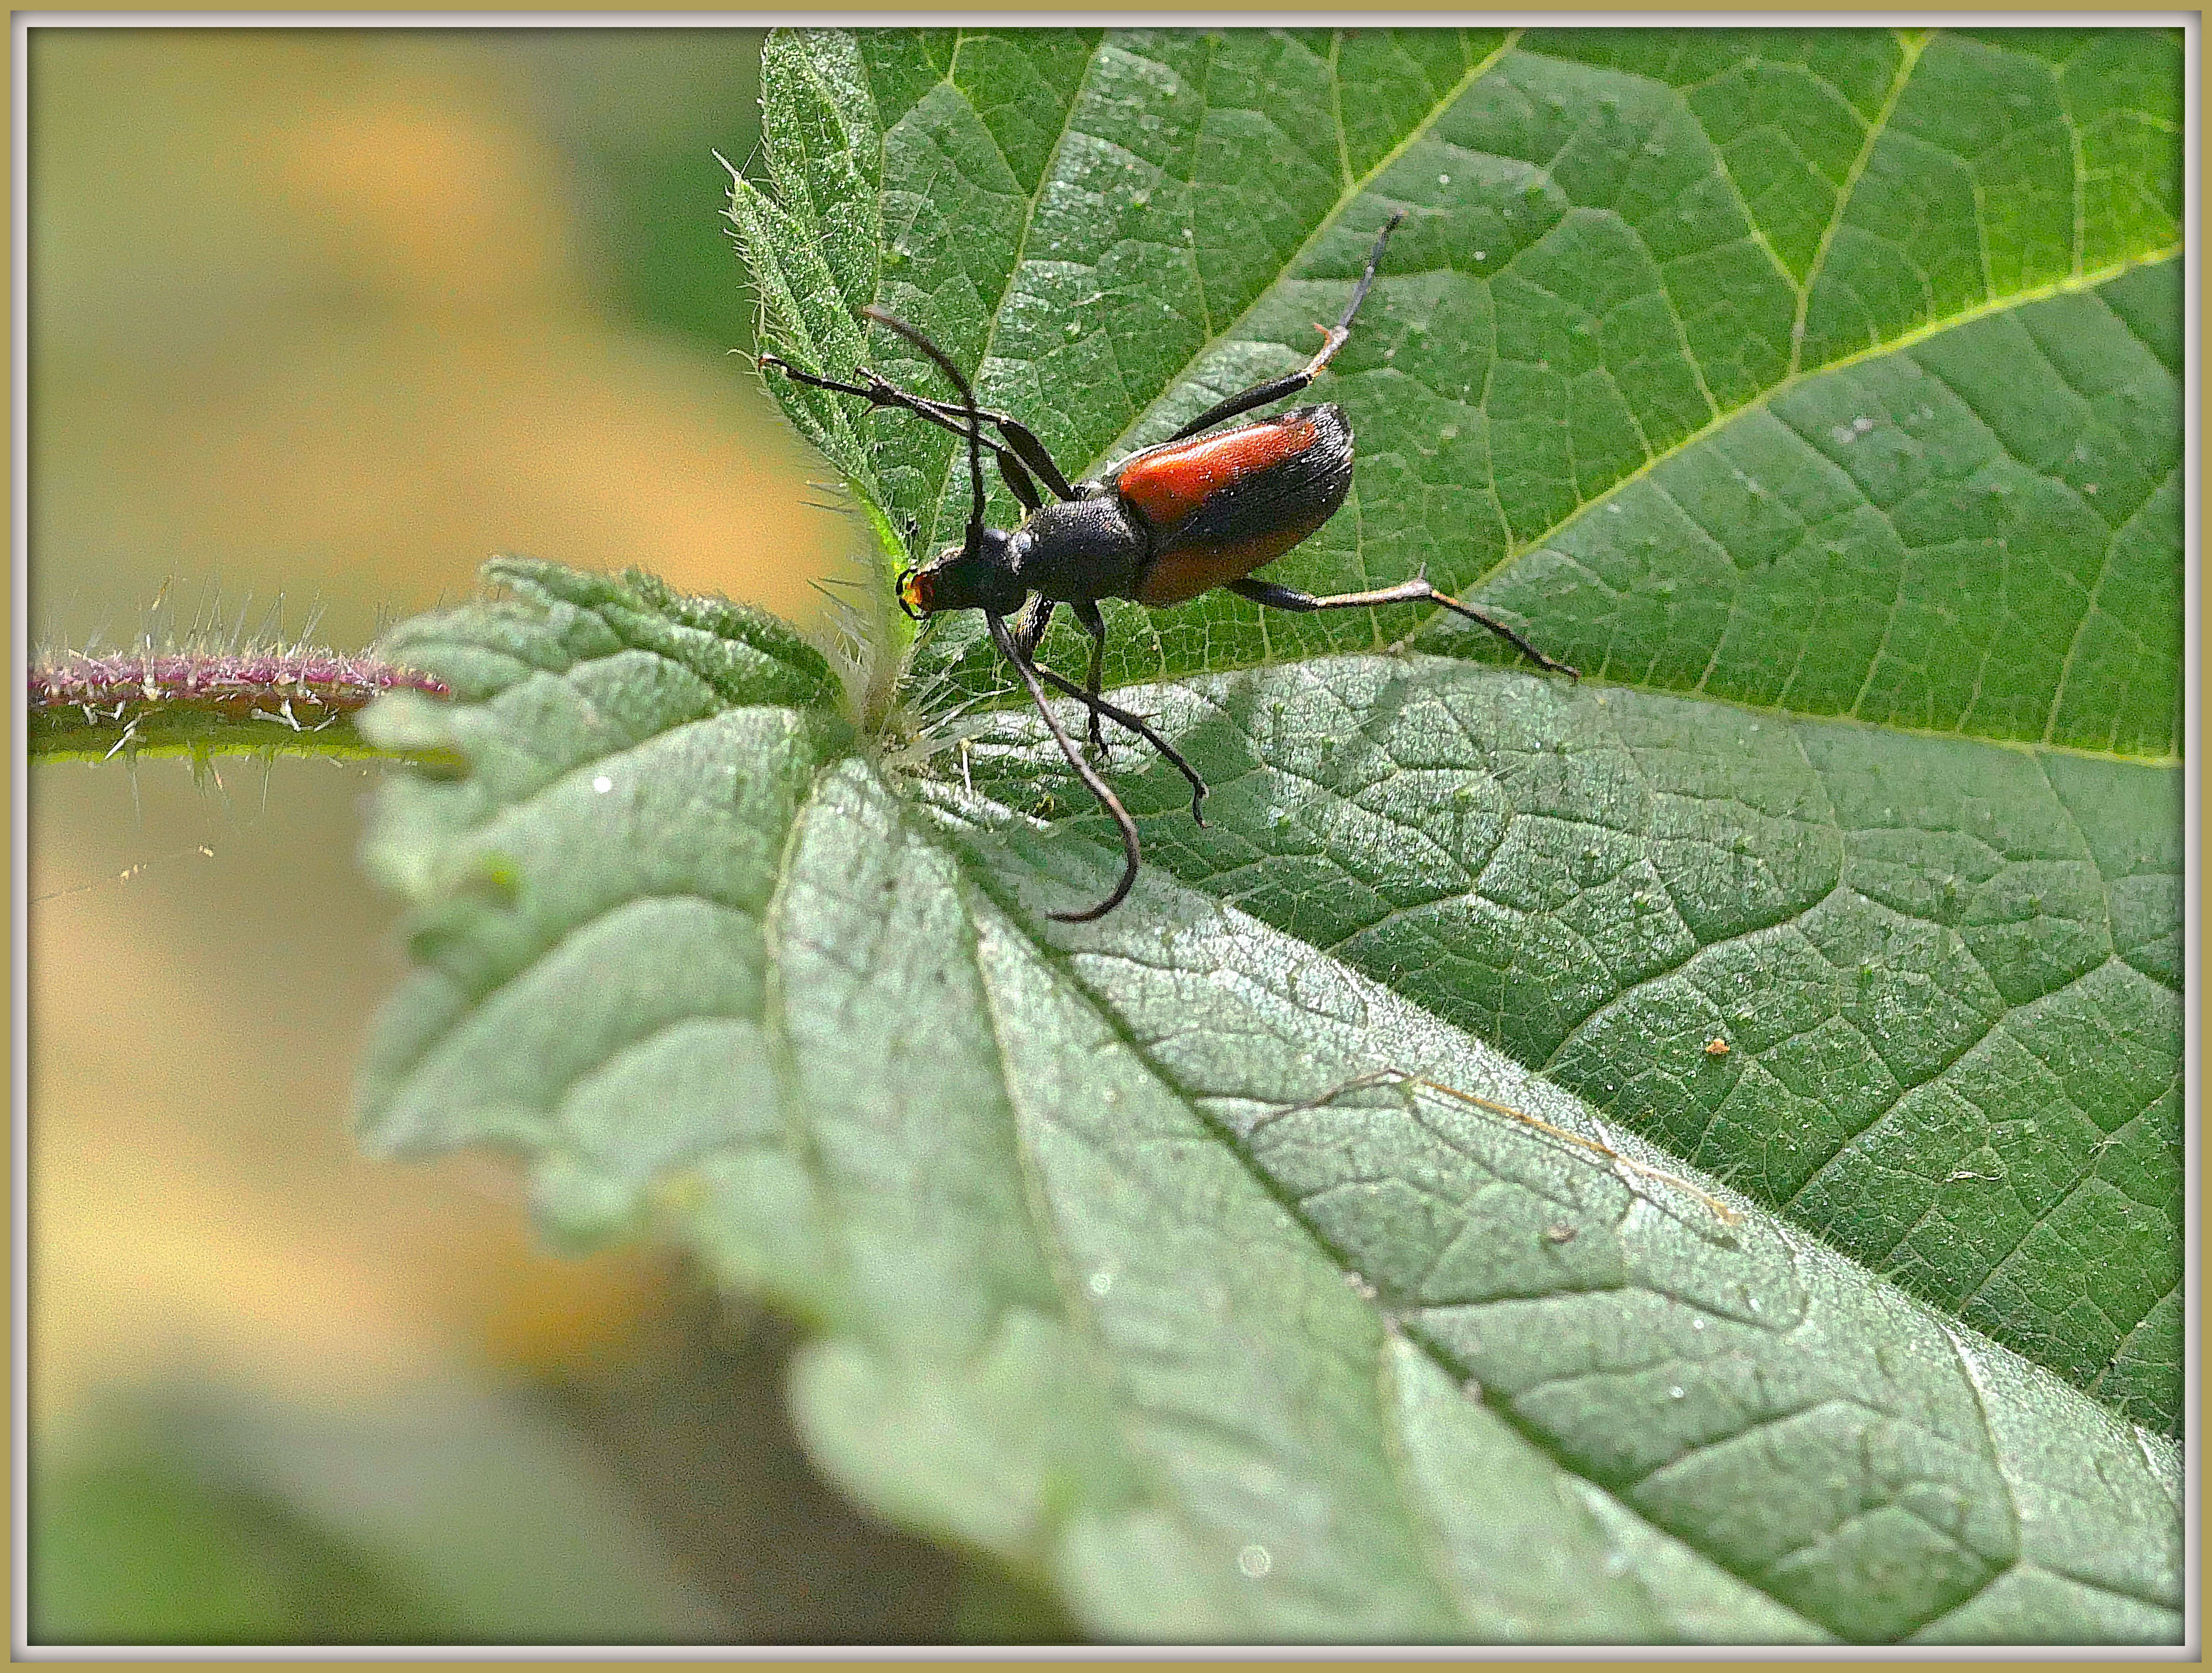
[
  {"left": 862, "top": 305, "right": 987, "bottom": 558},
  {"left": 987, "top": 610, "right": 1141, "bottom": 922}
]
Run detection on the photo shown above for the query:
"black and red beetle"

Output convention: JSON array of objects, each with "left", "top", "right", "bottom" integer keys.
[{"left": 764, "top": 214, "right": 1575, "bottom": 921}]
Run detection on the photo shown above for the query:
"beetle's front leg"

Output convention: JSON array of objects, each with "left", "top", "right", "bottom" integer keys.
[
  {"left": 1013, "top": 595, "right": 1056, "bottom": 662},
  {"left": 986, "top": 610, "right": 1143, "bottom": 923},
  {"left": 1073, "top": 599, "right": 1109, "bottom": 757}
]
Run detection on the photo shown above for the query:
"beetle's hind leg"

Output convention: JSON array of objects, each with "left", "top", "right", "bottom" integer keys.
[
  {"left": 1227, "top": 575, "right": 1578, "bottom": 677},
  {"left": 1164, "top": 212, "right": 1406, "bottom": 444}
]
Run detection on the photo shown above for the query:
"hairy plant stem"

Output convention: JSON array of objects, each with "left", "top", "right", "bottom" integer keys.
[{"left": 29, "top": 649, "right": 454, "bottom": 766}]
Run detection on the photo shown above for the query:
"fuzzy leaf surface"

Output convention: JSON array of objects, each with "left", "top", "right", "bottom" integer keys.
[
  {"left": 361, "top": 25, "right": 2182, "bottom": 1645},
  {"left": 358, "top": 562, "right": 2180, "bottom": 1646}
]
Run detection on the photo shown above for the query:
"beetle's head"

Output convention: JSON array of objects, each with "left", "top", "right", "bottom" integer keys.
[{"left": 897, "top": 527, "right": 1022, "bottom": 620}]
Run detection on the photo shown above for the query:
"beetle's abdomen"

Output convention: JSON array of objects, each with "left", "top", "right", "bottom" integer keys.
[{"left": 1112, "top": 406, "right": 1354, "bottom": 607}]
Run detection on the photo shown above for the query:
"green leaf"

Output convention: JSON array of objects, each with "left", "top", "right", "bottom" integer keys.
[
  {"left": 960, "top": 660, "right": 2184, "bottom": 1440},
  {"left": 361, "top": 26, "right": 2181, "bottom": 1644}
]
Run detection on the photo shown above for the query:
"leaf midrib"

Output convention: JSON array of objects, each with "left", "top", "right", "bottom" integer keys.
[
  {"left": 1374, "top": 243, "right": 2175, "bottom": 691},
  {"left": 1457, "top": 227, "right": 2175, "bottom": 640}
]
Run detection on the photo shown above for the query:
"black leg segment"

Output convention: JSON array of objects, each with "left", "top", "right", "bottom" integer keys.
[
  {"left": 1072, "top": 598, "right": 1108, "bottom": 755},
  {"left": 1014, "top": 594, "right": 1056, "bottom": 661},
  {"left": 1166, "top": 211, "right": 1406, "bottom": 443},
  {"left": 988, "top": 610, "right": 1144, "bottom": 923},
  {"left": 1021, "top": 656, "right": 1209, "bottom": 826},
  {"left": 1007, "top": 600, "right": 1206, "bottom": 819}
]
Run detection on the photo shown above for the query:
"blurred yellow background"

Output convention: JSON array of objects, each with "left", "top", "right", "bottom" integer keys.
[{"left": 25, "top": 27, "right": 1024, "bottom": 1643}]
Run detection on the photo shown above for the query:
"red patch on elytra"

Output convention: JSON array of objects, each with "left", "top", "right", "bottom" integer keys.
[{"left": 1113, "top": 413, "right": 1321, "bottom": 530}]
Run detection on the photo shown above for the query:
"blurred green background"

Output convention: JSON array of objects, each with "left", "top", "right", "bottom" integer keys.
[{"left": 27, "top": 27, "right": 1052, "bottom": 1644}]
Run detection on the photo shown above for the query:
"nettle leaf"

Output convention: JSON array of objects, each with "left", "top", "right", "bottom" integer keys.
[{"left": 360, "top": 28, "right": 2182, "bottom": 1645}]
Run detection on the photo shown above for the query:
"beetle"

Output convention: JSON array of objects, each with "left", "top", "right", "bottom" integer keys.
[{"left": 763, "top": 213, "right": 1575, "bottom": 922}]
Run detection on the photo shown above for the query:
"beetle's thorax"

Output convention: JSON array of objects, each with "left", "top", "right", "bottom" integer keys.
[{"left": 1007, "top": 494, "right": 1149, "bottom": 605}]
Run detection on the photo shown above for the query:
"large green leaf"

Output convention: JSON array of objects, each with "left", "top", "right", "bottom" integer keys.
[{"left": 359, "top": 26, "right": 2182, "bottom": 1644}]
